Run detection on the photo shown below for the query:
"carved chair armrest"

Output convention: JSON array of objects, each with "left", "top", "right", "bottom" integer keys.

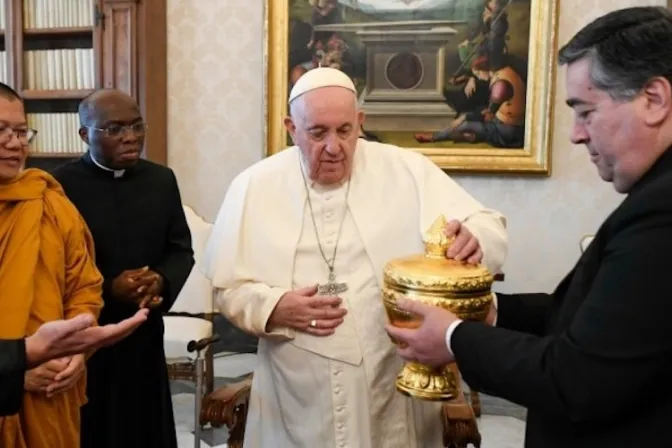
[
  {"left": 200, "top": 374, "right": 253, "bottom": 429},
  {"left": 441, "top": 403, "right": 482, "bottom": 448},
  {"left": 188, "top": 334, "right": 220, "bottom": 354}
]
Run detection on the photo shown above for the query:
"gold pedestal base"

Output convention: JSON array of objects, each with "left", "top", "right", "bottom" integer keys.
[{"left": 395, "top": 362, "right": 458, "bottom": 401}]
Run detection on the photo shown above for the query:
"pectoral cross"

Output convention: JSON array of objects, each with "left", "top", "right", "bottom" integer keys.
[{"left": 317, "top": 268, "right": 348, "bottom": 295}]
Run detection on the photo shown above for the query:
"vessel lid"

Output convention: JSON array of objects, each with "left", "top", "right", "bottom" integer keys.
[{"left": 383, "top": 215, "right": 494, "bottom": 293}]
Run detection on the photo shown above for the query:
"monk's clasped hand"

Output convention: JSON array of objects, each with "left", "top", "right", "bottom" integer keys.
[
  {"left": 46, "top": 353, "right": 86, "bottom": 397},
  {"left": 443, "top": 219, "right": 483, "bottom": 264},
  {"left": 24, "top": 358, "right": 69, "bottom": 393}
]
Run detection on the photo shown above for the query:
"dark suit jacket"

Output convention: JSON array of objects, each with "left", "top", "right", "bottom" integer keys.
[
  {"left": 0, "top": 339, "right": 26, "bottom": 416},
  {"left": 451, "top": 149, "right": 672, "bottom": 447}
]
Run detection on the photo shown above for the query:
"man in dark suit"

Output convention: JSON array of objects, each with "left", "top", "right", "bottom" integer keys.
[
  {"left": 0, "top": 310, "right": 149, "bottom": 417},
  {"left": 386, "top": 7, "right": 672, "bottom": 448}
]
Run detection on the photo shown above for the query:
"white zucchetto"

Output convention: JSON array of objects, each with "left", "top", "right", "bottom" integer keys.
[{"left": 288, "top": 67, "right": 357, "bottom": 103}]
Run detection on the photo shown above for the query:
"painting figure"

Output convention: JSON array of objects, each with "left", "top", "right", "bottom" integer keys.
[
  {"left": 443, "top": 0, "right": 510, "bottom": 122},
  {"left": 307, "top": 0, "right": 340, "bottom": 49},
  {"left": 415, "top": 55, "right": 526, "bottom": 147}
]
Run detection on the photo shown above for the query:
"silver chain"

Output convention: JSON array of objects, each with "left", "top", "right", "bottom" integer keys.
[{"left": 298, "top": 153, "right": 351, "bottom": 281}]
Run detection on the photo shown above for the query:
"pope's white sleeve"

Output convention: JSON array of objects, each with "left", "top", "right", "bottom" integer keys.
[
  {"left": 203, "top": 171, "right": 295, "bottom": 342},
  {"left": 216, "top": 284, "right": 295, "bottom": 341},
  {"left": 412, "top": 150, "right": 508, "bottom": 275},
  {"left": 462, "top": 211, "right": 508, "bottom": 276}
]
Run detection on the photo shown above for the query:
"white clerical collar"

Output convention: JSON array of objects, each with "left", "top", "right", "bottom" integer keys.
[{"left": 91, "top": 153, "right": 125, "bottom": 178}]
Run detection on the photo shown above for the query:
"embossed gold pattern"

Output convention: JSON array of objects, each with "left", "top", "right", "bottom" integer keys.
[{"left": 382, "top": 215, "right": 494, "bottom": 401}]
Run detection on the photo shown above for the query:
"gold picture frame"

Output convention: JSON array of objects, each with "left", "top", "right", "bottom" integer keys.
[{"left": 264, "top": 0, "right": 559, "bottom": 175}]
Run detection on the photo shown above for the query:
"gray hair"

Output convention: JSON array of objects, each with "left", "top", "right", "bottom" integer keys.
[{"left": 558, "top": 7, "right": 672, "bottom": 101}]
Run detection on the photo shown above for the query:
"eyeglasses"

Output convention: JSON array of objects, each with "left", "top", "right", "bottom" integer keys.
[
  {"left": 88, "top": 123, "right": 148, "bottom": 138},
  {"left": 0, "top": 126, "right": 37, "bottom": 145}
]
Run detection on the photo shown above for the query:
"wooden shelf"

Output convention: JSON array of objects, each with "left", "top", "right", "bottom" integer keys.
[
  {"left": 24, "top": 27, "right": 93, "bottom": 37},
  {"left": 10, "top": 0, "right": 168, "bottom": 165},
  {"left": 29, "top": 152, "right": 84, "bottom": 158},
  {"left": 22, "top": 89, "right": 94, "bottom": 100}
]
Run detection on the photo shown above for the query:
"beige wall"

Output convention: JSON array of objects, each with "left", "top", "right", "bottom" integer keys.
[{"left": 166, "top": 0, "right": 664, "bottom": 294}]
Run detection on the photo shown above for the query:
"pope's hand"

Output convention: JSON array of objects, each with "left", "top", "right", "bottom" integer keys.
[
  {"left": 444, "top": 219, "right": 483, "bottom": 264},
  {"left": 385, "top": 298, "right": 458, "bottom": 368},
  {"left": 268, "top": 285, "right": 347, "bottom": 336}
]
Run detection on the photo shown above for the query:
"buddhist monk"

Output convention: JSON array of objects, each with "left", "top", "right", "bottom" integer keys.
[
  {"left": 0, "top": 82, "right": 104, "bottom": 447},
  {"left": 202, "top": 67, "right": 508, "bottom": 448}
]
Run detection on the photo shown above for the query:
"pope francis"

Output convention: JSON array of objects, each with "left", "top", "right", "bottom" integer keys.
[{"left": 202, "top": 67, "right": 508, "bottom": 448}]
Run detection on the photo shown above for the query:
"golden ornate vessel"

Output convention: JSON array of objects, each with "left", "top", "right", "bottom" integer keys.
[{"left": 382, "top": 214, "right": 494, "bottom": 401}]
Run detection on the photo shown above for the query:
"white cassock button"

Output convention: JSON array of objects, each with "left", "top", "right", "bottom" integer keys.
[
  {"left": 337, "top": 406, "right": 344, "bottom": 412},
  {"left": 334, "top": 386, "right": 341, "bottom": 394},
  {"left": 326, "top": 211, "right": 333, "bottom": 218},
  {"left": 337, "top": 423, "right": 344, "bottom": 430}
]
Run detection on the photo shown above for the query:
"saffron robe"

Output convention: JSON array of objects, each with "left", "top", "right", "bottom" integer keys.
[
  {"left": 202, "top": 140, "right": 508, "bottom": 448},
  {"left": 52, "top": 153, "right": 194, "bottom": 448},
  {"left": 0, "top": 169, "right": 104, "bottom": 448}
]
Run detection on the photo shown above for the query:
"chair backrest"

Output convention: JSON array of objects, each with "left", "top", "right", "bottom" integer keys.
[
  {"left": 579, "top": 235, "right": 595, "bottom": 254},
  {"left": 169, "top": 205, "right": 215, "bottom": 314}
]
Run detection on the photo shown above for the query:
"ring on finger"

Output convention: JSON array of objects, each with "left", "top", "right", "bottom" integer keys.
[{"left": 310, "top": 319, "right": 317, "bottom": 328}]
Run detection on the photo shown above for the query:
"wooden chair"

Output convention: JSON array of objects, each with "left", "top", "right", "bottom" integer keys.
[
  {"left": 164, "top": 205, "right": 220, "bottom": 447},
  {"left": 200, "top": 372, "right": 481, "bottom": 448}
]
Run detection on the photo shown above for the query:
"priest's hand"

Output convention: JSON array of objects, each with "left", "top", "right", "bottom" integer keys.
[
  {"left": 45, "top": 354, "right": 86, "bottom": 397},
  {"left": 24, "top": 358, "right": 70, "bottom": 393},
  {"left": 111, "top": 267, "right": 159, "bottom": 303},
  {"left": 136, "top": 271, "right": 164, "bottom": 309},
  {"left": 385, "top": 298, "right": 457, "bottom": 368},
  {"left": 444, "top": 219, "right": 483, "bottom": 264},
  {"left": 268, "top": 284, "right": 348, "bottom": 336}
]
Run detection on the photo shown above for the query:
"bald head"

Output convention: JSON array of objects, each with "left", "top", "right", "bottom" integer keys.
[
  {"left": 78, "top": 88, "right": 145, "bottom": 169},
  {"left": 78, "top": 89, "right": 139, "bottom": 127}
]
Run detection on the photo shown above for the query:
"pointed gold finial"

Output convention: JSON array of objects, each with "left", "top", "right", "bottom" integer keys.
[{"left": 422, "top": 215, "right": 453, "bottom": 259}]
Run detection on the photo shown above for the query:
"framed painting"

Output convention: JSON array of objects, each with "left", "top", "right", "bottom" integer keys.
[{"left": 265, "top": 0, "right": 559, "bottom": 175}]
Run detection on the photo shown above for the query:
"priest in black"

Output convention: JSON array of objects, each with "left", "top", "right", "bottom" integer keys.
[{"left": 52, "top": 89, "right": 194, "bottom": 448}]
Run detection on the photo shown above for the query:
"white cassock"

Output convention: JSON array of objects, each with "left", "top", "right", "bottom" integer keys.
[{"left": 201, "top": 139, "right": 507, "bottom": 448}]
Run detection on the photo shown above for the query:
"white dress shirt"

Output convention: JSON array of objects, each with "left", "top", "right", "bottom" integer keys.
[{"left": 445, "top": 293, "right": 498, "bottom": 354}]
